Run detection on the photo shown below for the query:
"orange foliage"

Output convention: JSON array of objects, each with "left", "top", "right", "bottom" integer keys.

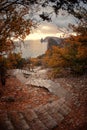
[
  {"left": 0, "top": 2, "right": 33, "bottom": 57},
  {"left": 43, "top": 33, "right": 87, "bottom": 74}
]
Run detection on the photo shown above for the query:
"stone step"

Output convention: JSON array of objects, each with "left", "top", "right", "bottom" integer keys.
[
  {"left": 49, "top": 98, "right": 71, "bottom": 115},
  {"left": 43, "top": 98, "right": 65, "bottom": 122},
  {"left": 34, "top": 106, "right": 58, "bottom": 129},
  {"left": 27, "top": 118, "right": 48, "bottom": 130},
  {"left": 0, "top": 98, "right": 71, "bottom": 130},
  {"left": 23, "top": 109, "right": 38, "bottom": 122},
  {"left": 34, "top": 98, "right": 65, "bottom": 112},
  {"left": 51, "top": 98, "right": 65, "bottom": 107},
  {"left": 43, "top": 103, "right": 64, "bottom": 123},
  {"left": 55, "top": 102, "right": 71, "bottom": 116},
  {"left": 8, "top": 111, "right": 30, "bottom": 130},
  {"left": 34, "top": 98, "right": 71, "bottom": 124},
  {"left": 59, "top": 103, "right": 71, "bottom": 116},
  {"left": 23, "top": 109, "right": 48, "bottom": 130},
  {"left": 0, "top": 113, "right": 14, "bottom": 130}
]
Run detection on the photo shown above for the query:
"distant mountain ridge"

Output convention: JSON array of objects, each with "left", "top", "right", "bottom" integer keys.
[{"left": 41, "top": 36, "right": 63, "bottom": 49}]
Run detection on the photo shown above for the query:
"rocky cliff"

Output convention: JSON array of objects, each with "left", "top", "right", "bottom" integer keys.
[{"left": 41, "top": 37, "right": 63, "bottom": 50}]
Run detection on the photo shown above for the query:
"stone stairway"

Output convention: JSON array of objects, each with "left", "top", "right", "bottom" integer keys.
[
  {"left": 26, "top": 78, "right": 68, "bottom": 98},
  {"left": 12, "top": 69, "right": 69, "bottom": 98},
  {"left": 0, "top": 98, "right": 71, "bottom": 130}
]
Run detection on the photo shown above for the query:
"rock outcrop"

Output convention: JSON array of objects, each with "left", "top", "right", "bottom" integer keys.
[{"left": 41, "top": 37, "right": 63, "bottom": 50}]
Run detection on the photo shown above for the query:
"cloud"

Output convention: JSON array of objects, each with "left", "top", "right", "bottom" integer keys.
[
  {"left": 38, "top": 22, "right": 58, "bottom": 34},
  {"left": 26, "top": 10, "right": 77, "bottom": 40}
]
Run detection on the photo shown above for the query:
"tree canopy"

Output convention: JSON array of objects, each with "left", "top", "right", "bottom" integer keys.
[
  {"left": 43, "top": 22, "right": 87, "bottom": 76},
  {"left": 0, "top": 0, "right": 34, "bottom": 56}
]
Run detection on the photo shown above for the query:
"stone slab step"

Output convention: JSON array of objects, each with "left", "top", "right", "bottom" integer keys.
[
  {"left": 34, "top": 98, "right": 71, "bottom": 124},
  {"left": 52, "top": 102, "right": 71, "bottom": 116},
  {"left": 48, "top": 98, "right": 71, "bottom": 116},
  {"left": 60, "top": 103, "right": 71, "bottom": 115},
  {"left": 34, "top": 98, "right": 65, "bottom": 112},
  {"left": 28, "top": 118, "right": 48, "bottom": 130},
  {"left": 8, "top": 111, "right": 30, "bottom": 130},
  {"left": 23, "top": 109, "right": 38, "bottom": 122},
  {"left": 23, "top": 109, "right": 48, "bottom": 130},
  {"left": 51, "top": 98, "right": 65, "bottom": 107},
  {"left": 0, "top": 112, "right": 14, "bottom": 130},
  {"left": 34, "top": 107, "right": 58, "bottom": 129},
  {"left": 43, "top": 104, "right": 64, "bottom": 123}
]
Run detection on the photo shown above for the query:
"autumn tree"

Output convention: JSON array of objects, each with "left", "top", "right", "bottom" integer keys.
[
  {"left": 0, "top": 57, "right": 8, "bottom": 86},
  {"left": 0, "top": 0, "right": 34, "bottom": 86},
  {"left": 43, "top": 0, "right": 87, "bottom": 76},
  {"left": 7, "top": 53, "right": 26, "bottom": 69},
  {"left": 21, "top": 0, "right": 87, "bottom": 21},
  {"left": 64, "top": 21, "right": 87, "bottom": 74},
  {"left": 44, "top": 22, "right": 87, "bottom": 76}
]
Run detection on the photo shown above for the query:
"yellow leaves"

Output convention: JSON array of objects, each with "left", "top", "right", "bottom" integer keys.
[
  {"left": 25, "top": 28, "right": 30, "bottom": 35},
  {"left": 7, "top": 53, "right": 22, "bottom": 69},
  {"left": 0, "top": 1, "right": 35, "bottom": 73},
  {"left": 44, "top": 46, "right": 66, "bottom": 68},
  {"left": 43, "top": 22, "right": 87, "bottom": 74},
  {"left": 77, "top": 46, "right": 87, "bottom": 59},
  {"left": 44, "top": 33, "right": 87, "bottom": 74},
  {"left": 66, "top": 35, "right": 87, "bottom": 60},
  {"left": 78, "top": 35, "right": 87, "bottom": 44},
  {"left": 29, "top": 21, "right": 32, "bottom": 27},
  {"left": 0, "top": 3, "right": 34, "bottom": 56},
  {"left": 21, "top": 35, "right": 26, "bottom": 40}
]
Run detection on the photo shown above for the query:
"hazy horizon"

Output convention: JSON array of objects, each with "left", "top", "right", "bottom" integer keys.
[{"left": 15, "top": 39, "right": 48, "bottom": 58}]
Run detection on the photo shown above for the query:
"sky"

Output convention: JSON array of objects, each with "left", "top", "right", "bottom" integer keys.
[
  {"left": 21, "top": 9, "right": 78, "bottom": 58},
  {"left": 25, "top": 9, "right": 77, "bottom": 40}
]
